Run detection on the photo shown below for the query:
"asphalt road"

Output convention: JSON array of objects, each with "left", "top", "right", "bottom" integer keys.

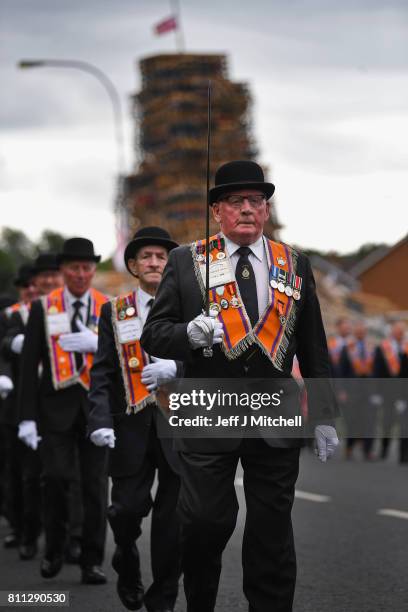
[{"left": 1, "top": 440, "right": 407, "bottom": 612}]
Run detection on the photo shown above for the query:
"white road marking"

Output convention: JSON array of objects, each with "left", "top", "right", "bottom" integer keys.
[
  {"left": 234, "top": 479, "right": 331, "bottom": 503},
  {"left": 294, "top": 490, "right": 331, "bottom": 503},
  {"left": 378, "top": 508, "right": 408, "bottom": 521}
]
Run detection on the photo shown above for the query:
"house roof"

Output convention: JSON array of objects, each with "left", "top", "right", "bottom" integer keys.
[{"left": 349, "top": 234, "right": 408, "bottom": 278}]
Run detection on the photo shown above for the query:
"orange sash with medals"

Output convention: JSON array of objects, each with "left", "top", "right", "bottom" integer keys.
[
  {"left": 381, "top": 339, "right": 408, "bottom": 377},
  {"left": 347, "top": 341, "right": 374, "bottom": 376},
  {"left": 111, "top": 291, "right": 155, "bottom": 414},
  {"left": 43, "top": 287, "right": 108, "bottom": 391},
  {"left": 191, "top": 233, "right": 299, "bottom": 371}
]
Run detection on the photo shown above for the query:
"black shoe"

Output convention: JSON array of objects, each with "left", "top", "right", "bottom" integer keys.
[
  {"left": 116, "top": 578, "right": 144, "bottom": 610},
  {"left": 65, "top": 538, "right": 81, "bottom": 564},
  {"left": 112, "top": 548, "right": 144, "bottom": 610},
  {"left": 19, "top": 541, "right": 38, "bottom": 560},
  {"left": 40, "top": 556, "right": 63, "bottom": 579},
  {"left": 81, "top": 565, "right": 107, "bottom": 585},
  {"left": 3, "top": 533, "right": 19, "bottom": 549}
]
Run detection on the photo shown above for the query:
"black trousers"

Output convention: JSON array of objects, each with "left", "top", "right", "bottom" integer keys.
[
  {"left": 108, "top": 424, "right": 181, "bottom": 611},
  {"left": 19, "top": 442, "right": 42, "bottom": 544},
  {"left": 178, "top": 440, "right": 300, "bottom": 612},
  {"left": 40, "top": 417, "right": 108, "bottom": 566}
]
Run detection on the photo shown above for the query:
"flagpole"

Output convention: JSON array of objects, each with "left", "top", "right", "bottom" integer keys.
[{"left": 170, "top": 0, "right": 185, "bottom": 52}]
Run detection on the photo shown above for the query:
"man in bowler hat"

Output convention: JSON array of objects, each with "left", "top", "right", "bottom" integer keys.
[
  {"left": 141, "top": 161, "right": 339, "bottom": 612},
  {"left": 88, "top": 227, "right": 182, "bottom": 612},
  {"left": 17, "top": 238, "right": 109, "bottom": 584}
]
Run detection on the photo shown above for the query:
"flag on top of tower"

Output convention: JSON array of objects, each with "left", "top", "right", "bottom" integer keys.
[{"left": 154, "top": 15, "right": 178, "bottom": 35}]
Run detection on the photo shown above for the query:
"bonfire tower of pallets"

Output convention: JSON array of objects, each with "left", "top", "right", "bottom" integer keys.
[{"left": 123, "top": 53, "right": 281, "bottom": 244}]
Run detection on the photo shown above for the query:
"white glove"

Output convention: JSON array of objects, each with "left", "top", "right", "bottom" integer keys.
[
  {"left": 395, "top": 400, "right": 407, "bottom": 415},
  {"left": 59, "top": 320, "right": 98, "bottom": 354},
  {"left": 11, "top": 334, "right": 25, "bottom": 355},
  {"left": 314, "top": 425, "right": 339, "bottom": 463},
  {"left": 18, "top": 420, "right": 42, "bottom": 451},
  {"left": 370, "top": 394, "right": 383, "bottom": 407},
  {"left": 141, "top": 357, "right": 177, "bottom": 392},
  {"left": 187, "top": 314, "right": 224, "bottom": 349},
  {"left": 0, "top": 375, "right": 14, "bottom": 399},
  {"left": 90, "top": 428, "right": 115, "bottom": 449}
]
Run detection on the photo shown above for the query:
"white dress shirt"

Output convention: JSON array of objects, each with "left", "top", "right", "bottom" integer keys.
[
  {"left": 223, "top": 234, "right": 270, "bottom": 317},
  {"left": 64, "top": 288, "right": 90, "bottom": 326},
  {"left": 137, "top": 287, "right": 155, "bottom": 325}
]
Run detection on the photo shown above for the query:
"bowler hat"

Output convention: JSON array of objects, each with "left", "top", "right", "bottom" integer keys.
[
  {"left": 32, "top": 253, "right": 60, "bottom": 274},
  {"left": 14, "top": 263, "right": 35, "bottom": 287},
  {"left": 124, "top": 227, "right": 178, "bottom": 274},
  {"left": 57, "top": 238, "right": 101, "bottom": 264},
  {"left": 209, "top": 160, "right": 275, "bottom": 205}
]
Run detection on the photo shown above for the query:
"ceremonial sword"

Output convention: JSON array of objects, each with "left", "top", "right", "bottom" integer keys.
[{"left": 203, "top": 81, "right": 213, "bottom": 358}]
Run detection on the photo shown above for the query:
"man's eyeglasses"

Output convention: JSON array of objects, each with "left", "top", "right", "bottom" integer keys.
[{"left": 218, "top": 194, "right": 266, "bottom": 209}]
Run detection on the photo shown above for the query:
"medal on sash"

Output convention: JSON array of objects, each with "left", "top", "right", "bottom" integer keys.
[
  {"left": 277, "top": 256, "right": 286, "bottom": 266},
  {"left": 269, "top": 265, "right": 279, "bottom": 289},
  {"left": 277, "top": 269, "right": 286, "bottom": 293},
  {"left": 277, "top": 300, "right": 286, "bottom": 325},
  {"left": 293, "top": 276, "right": 302, "bottom": 300}
]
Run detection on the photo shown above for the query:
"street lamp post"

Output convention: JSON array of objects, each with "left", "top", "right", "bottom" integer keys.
[
  {"left": 18, "top": 58, "right": 128, "bottom": 269},
  {"left": 18, "top": 59, "right": 126, "bottom": 175}
]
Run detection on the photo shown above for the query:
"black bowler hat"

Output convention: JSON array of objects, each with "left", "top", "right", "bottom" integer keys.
[
  {"left": 124, "top": 227, "right": 178, "bottom": 274},
  {"left": 209, "top": 160, "right": 275, "bottom": 205},
  {"left": 14, "top": 263, "right": 35, "bottom": 287},
  {"left": 32, "top": 253, "right": 60, "bottom": 274},
  {"left": 57, "top": 238, "right": 101, "bottom": 265}
]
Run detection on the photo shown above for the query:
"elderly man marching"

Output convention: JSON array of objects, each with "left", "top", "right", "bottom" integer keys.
[
  {"left": 17, "top": 238, "right": 109, "bottom": 584},
  {"left": 88, "top": 227, "right": 182, "bottom": 612},
  {"left": 141, "top": 161, "right": 339, "bottom": 612}
]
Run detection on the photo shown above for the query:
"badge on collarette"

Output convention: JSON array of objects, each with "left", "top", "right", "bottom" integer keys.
[
  {"left": 117, "top": 317, "right": 143, "bottom": 344},
  {"left": 48, "top": 312, "right": 70, "bottom": 336},
  {"left": 199, "top": 259, "right": 234, "bottom": 289}
]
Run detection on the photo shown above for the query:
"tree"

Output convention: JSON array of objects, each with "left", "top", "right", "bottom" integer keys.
[{"left": 36, "top": 230, "right": 66, "bottom": 254}]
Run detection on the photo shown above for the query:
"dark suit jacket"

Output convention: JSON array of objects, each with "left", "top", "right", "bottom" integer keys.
[
  {"left": 141, "top": 242, "right": 337, "bottom": 451},
  {"left": 373, "top": 344, "right": 408, "bottom": 403},
  {"left": 88, "top": 301, "right": 181, "bottom": 477},
  {"left": 0, "top": 309, "right": 25, "bottom": 426},
  {"left": 18, "top": 299, "right": 89, "bottom": 433}
]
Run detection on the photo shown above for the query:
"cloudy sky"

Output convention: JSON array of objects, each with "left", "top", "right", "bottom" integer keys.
[{"left": 1, "top": 0, "right": 408, "bottom": 260}]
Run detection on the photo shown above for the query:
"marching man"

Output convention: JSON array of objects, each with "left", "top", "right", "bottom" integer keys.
[
  {"left": 18, "top": 238, "right": 109, "bottom": 584},
  {"left": 88, "top": 227, "right": 182, "bottom": 612},
  {"left": 141, "top": 161, "right": 339, "bottom": 612}
]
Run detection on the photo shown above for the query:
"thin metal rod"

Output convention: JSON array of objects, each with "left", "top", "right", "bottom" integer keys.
[
  {"left": 205, "top": 81, "right": 212, "bottom": 317},
  {"left": 170, "top": 0, "right": 185, "bottom": 52}
]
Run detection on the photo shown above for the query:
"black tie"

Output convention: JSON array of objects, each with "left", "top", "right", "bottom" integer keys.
[
  {"left": 236, "top": 246, "right": 259, "bottom": 327},
  {"left": 147, "top": 298, "right": 154, "bottom": 312},
  {"left": 71, "top": 300, "right": 83, "bottom": 369}
]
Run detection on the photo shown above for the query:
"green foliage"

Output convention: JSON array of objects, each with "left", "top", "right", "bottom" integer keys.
[{"left": 0, "top": 227, "right": 66, "bottom": 296}]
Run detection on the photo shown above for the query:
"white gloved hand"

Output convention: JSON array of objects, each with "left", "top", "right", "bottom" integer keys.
[
  {"left": 141, "top": 357, "right": 177, "bottom": 392},
  {"left": 187, "top": 314, "right": 224, "bottom": 349},
  {"left": 395, "top": 400, "right": 407, "bottom": 415},
  {"left": 0, "top": 375, "right": 14, "bottom": 399},
  {"left": 370, "top": 394, "right": 383, "bottom": 407},
  {"left": 11, "top": 334, "right": 25, "bottom": 355},
  {"left": 314, "top": 425, "right": 339, "bottom": 462},
  {"left": 18, "top": 420, "right": 42, "bottom": 451},
  {"left": 90, "top": 428, "right": 116, "bottom": 449},
  {"left": 59, "top": 320, "right": 98, "bottom": 353}
]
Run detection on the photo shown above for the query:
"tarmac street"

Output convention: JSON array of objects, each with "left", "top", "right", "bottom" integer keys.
[{"left": 0, "top": 441, "right": 407, "bottom": 612}]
